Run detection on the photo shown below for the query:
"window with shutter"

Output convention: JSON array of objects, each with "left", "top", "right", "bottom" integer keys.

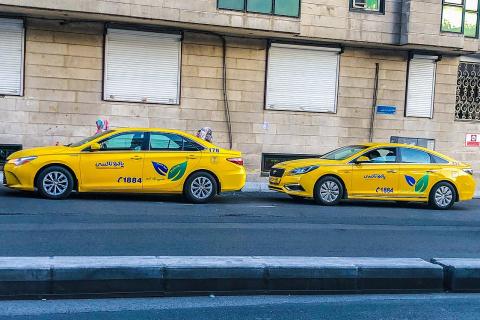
[
  {"left": 0, "top": 18, "right": 24, "bottom": 96},
  {"left": 406, "top": 55, "right": 437, "bottom": 118},
  {"left": 104, "top": 28, "right": 181, "bottom": 104},
  {"left": 266, "top": 43, "right": 340, "bottom": 113}
]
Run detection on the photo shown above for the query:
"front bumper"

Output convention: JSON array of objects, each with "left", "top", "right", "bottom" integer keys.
[
  {"left": 268, "top": 174, "right": 313, "bottom": 198},
  {"left": 3, "top": 163, "right": 36, "bottom": 191}
]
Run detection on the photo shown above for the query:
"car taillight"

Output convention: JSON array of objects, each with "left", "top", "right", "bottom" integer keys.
[{"left": 227, "top": 158, "right": 244, "bottom": 166}]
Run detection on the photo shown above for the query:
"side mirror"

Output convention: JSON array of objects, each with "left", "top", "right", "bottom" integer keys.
[
  {"left": 355, "top": 156, "right": 370, "bottom": 164},
  {"left": 90, "top": 142, "right": 101, "bottom": 151}
]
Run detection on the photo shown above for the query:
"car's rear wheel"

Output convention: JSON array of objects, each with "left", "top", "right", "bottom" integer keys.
[
  {"left": 37, "top": 166, "right": 73, "bottom": 200},
  {"left": 184, "top": 172, "right": 218, "bottom": 204},
  {"left": 429, "top": 182, "right": 456, "bottom": 210},
  {"left": 314, "top": 176, "right": 343, "bottom": 206}
]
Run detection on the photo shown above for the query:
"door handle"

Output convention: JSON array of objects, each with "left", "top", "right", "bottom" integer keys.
[
  {"left": 131, "top": 156, "right": 142, "bottom": 160},
  {"left": 387, "top": 170, "right": 397, "bottom": 173},
  {"left": 187, "top": 155, "right": 198, "bottom": 159},
  {"left": 426, "top": 170, "right": 438, "bottom": 173}
]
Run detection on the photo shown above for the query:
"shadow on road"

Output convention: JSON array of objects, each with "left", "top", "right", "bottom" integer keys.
[{"left": 0, "top": 186, "right": 473, "bottom": 211}]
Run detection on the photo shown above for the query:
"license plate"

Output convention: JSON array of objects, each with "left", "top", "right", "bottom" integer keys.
[{"left": 269, "top": 177, "right": 281, "bottom": 185}]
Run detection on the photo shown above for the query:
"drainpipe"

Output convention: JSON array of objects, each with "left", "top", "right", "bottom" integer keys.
[
  {"left": 221, "top": 36, "right": 233, "bottom": 149},
  {"left": 369, "top": 63, "right": 380, "bottom": 142}
]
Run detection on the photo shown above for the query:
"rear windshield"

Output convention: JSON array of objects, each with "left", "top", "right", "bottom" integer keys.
[{"left": 320, "top": 145, "right": 368, "bottom": 160}]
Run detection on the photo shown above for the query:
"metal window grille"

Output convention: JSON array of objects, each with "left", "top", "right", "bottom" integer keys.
[{"left": 456, "top": 62, "right": 480, "bottom": 121}]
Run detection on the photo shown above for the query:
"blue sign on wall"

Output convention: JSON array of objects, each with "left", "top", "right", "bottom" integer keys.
[{"left": 376, "top": 105, "right": 397, "bottom": 115}]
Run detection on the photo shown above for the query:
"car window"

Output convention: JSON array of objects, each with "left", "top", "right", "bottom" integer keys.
[
  {"left": 183, "top": 139, "right": 204, "bottom": 151},
  {"left": 362, "top": 148, "right": 397, "bottom": 163},
  {"left": 400, "top": 148, "right": 432, "bottom": 164},
  {"left": 150, "top": 133, "right": 183, "bottom": 151},
  {"left": 431, "top": 154, "right": 449, "bottom": 164},
  {"left": 320, "top": 145, "right": 367, "bottom": 160},
  {"left": 101, "top": 132, "right": 145, "bottom": 151},
  {"left": 149, "top": 133, "right": 205, "bottom": 152}
]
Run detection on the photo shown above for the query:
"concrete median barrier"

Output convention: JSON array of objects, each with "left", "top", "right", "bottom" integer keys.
[
  {"left": 0, "top": 256, "right": 447, "bottom": 298},
  {"left": 432, "top": 258, "right": 480, "bottom": 292}
]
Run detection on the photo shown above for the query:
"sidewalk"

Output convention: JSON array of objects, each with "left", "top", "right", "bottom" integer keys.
[{"left": 1, "top": 256, "right": 480, "bottom": 299}]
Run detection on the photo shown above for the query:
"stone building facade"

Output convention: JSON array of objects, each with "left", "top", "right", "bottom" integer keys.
[{"left": 0, "top": 0, "right": 479, "bottom": 188}]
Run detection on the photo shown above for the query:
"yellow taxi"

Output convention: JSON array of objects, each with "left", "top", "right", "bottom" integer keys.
[
  {"left": 269, "top": 143, "right": 476, "bottom": 210},
  {"left": 3, "top": 128, "right": 246, "bottom": 203}
]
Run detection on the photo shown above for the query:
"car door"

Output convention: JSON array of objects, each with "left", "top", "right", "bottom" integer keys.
[
  {"left": 397, "top": 147, "right": 443, "bottom": 199},
  {"left": 143, "top": 132, "right": 202, "bottom": 193},
  {"left": 80, "top": 131, "right": 146, "bottom": 192},
  {"left": 350, "top": 147, "right": 400, "bottom": 198}
]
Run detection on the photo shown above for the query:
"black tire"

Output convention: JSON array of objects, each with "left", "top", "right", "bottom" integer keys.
[
  {"left": 314, "top": 176, "right": 343, "bottom": 206},
  {"left": 429, "top": 182, "right": 456, "bottom": 210},
  {"left": 36, "top": 166, "right": 74, "bottom": 200},
  {"left": 184, "top": 172, "right": 218, "bottom": 204}
]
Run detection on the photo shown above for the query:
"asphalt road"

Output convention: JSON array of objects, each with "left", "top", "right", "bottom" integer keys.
[
  {"left": 0, "top": 184, "right": 479, "bottom": 258},
  {"left": 1, "top": 294, "right": 480, "bottom": 319}
]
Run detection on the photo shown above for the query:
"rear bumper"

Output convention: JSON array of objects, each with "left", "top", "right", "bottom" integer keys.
[{"left": 220, "top": 167, "right": 247, "bottom": 192}]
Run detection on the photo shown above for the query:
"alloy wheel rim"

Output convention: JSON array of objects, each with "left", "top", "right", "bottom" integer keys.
[
  {"left": 42, "top": 172, "right": 68, "bottom": 196},
  {"left": 191, "top": 177, "right": 213, "bottom": 200},
  {"left": 319, "top": 181, "right": 340, "bottom": 203},
  {"left": 435, "top": 186, "right": 453, "bottom": 207}
]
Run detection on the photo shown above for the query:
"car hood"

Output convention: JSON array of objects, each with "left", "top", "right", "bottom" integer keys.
[
  {"left": 272, "top": 158, "right": 342, "bottom": 170},
  {"left": 7, "top": 146, "right": 75, "bottom": 159}
]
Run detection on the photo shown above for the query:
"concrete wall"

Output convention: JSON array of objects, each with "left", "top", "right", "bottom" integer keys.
[
  {"left": 0, "top": 18, "right": 478, "bottom": 184},
  {"left": 0, "top": 0, "right": 478, "bottom": 51}
]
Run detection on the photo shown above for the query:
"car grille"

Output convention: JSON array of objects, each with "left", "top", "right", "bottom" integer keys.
[
  {"left": 2, "top": 172, "right": 6, "bottom": 185},
  {"left": 270, "top": 168, "right": 285, "bottom": 177}
]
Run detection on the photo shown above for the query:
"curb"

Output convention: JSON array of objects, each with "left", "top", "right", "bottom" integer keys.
[
  {"left": 0, "top": 256, "right": 446, "bottom": 298},
  {"left": 431, "top": 258, "right": 480, "bottom": 292}
]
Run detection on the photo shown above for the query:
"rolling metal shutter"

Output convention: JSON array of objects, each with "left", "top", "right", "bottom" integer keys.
[
  {"left": 406, "top": 55, "right": 437, "bottom": 118},
  {"left": 104, "top": 28, "right": 181, "bottom": 104},
  {"left": 0, "top": 18, "right": 24, "bottom": 96},
  {"left": 266, "top": 43, "right": 340, "bottom": 113}
]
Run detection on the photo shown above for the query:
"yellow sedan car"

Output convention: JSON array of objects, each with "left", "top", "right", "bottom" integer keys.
[
  {"left": 3, "top": 128, "right": 246, "bottom": 203},
  {"left": 269, "top": 143, "right": 476, "bottom": 210}
]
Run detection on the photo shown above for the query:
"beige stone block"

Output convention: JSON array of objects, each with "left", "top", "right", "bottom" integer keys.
[
  {"left": 27, "top": 89, "right": 76, "bottom": 102},
  {"left": 29, "top": 112, "right": 71, "bottom": 125},
  {"left": 67, "top": 79, "right": 102, "bottom": 92},
  {"left": 65, "top": 56, "right": 102, "bottom": 69},
  {"left": 0, "top": 98, "right": 17, "bottom": 111},
  {"left": 26, "top": 76, "right": 69, "bottom": 90},
  {"left": 27, "top": 42, "right": 68, "bottom": 55},
  {"left": 53, "top": 32, "right": 103, "bottom": 46},
  {"left": 76, "top": 92, "right": 101, "bottom": 104},
  {"left": 27, "top": 53, "right": 65, "bottom": 67},
  {"left": 67, "top": 45, "right": 103, "bottom": 58},
  {"left": 15, "top": 100, "right": 40, "bottom": 112}
]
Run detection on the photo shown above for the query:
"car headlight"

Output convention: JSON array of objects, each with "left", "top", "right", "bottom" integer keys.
[
  {"left": 288, "top": 165, "right": 319, "bottom": 175},
  {"left": 463, "top": 168, "right": 474, "bottom": 175},
  {"left": 7, "top": 156, "right": 37, "bottom": 166}
]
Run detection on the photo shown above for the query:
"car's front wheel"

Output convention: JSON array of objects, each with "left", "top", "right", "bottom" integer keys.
[
  {"left": 314, "top": 176, "right": 343, "bottom": 206},
  {"left": 36, "top": 166, "right": 74, "bottom": 200},
  {"left": 429, "top": 182, "right": 456, "bottom": 210},
  {"left": 184, "top": 172, "right": 218, "bottom": 204}
]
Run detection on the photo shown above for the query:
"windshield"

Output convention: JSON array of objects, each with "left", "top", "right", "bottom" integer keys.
[
  {"left": 68, "top": 130, "right": 114, "bottom": 147},
  {"left": 320, "top": 145, "right": 368, "bottom": 160}
]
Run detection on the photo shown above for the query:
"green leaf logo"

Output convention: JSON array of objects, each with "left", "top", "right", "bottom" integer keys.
[
  {"left": 168, "top": 161, "right": 188, "bottom": 182},
  {"left": 415, "top": 174, "right": 429, "bottom": 193}
]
